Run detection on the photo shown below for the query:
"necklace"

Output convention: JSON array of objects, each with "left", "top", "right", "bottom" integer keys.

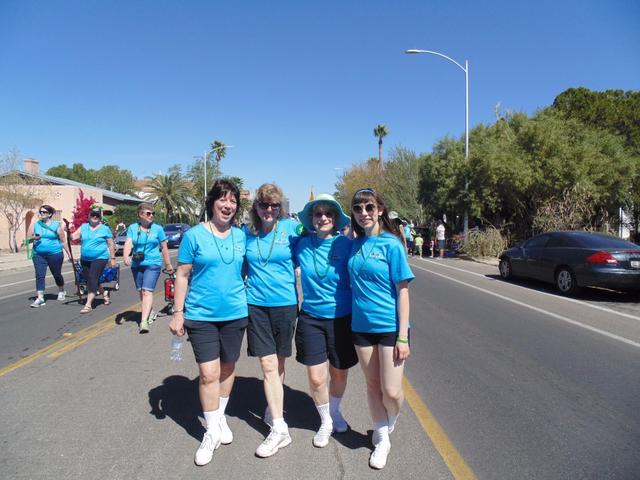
[
  {"left": 351, "top": 235, "right": 379, "bottom": 275},
  {"left": 207, "top": 222, "right": 235, "bottom": 265},
  {"left": 256, "top": 221, "right": 278, "bottom": 267},
  {"left": 312, "top": 234, "right": 335, "bottom": 279}
]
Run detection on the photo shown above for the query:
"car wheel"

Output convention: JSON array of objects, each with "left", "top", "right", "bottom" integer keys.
[
  {"left": 555, "top": 267, "right": 578, "bottom": 295},
  {"left": 499, "top": 259, "right": 512, "bottom": 280}
]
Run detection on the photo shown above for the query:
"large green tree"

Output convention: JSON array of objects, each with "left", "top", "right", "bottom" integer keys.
[
  {"left": 46, "top": 163, "right": 135, "bottom": 195},
  {"left": 146, "top": 171, "right": 194, "bottom": 223}
]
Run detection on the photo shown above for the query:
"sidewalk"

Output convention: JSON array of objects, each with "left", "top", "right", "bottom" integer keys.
[
  {"left": 0, "top": 294, "right": 453, "bottom": 480},
  {"left": 0, "top": 245, "right": 82, "bottom": 272}
]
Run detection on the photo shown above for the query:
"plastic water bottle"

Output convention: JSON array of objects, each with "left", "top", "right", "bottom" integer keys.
[{"left": 170, "top": 335, "right": 184, "bottom": 362}]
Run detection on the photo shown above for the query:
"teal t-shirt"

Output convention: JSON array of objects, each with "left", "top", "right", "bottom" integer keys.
[
  {"left": 178, "top": 224, "right": 247, "bottom": 322},
  {"left": 348, "top": 231, "right": 415, "bottom": 333},
  {"left": 245, "top": 218, "right": 299, "bottom": 307},
  {"left": 33, "top": 220, "right": 62, "bottom": 255},
  {"left": 127, "top": 223, "right": 166, "bottom": 267},
  {"left": 294, "top": 234, "right": 351, "bottom": 319},
  {"left": 80, "top": 223, "right": 112, "bottom": 261}
]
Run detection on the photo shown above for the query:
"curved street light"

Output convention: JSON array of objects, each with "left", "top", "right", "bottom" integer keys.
[
  {"left": 203, "top": 144, "right": 234, "bottom": 221},
  {"left": 405, "top": 48, "right": 470, "bottom": 240}
]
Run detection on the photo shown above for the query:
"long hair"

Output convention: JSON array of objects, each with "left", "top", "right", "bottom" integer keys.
[
  {"left": 206, "top": 179, "right": 241, "bottom": 222},
  {"left": 249, "top": 183, "right": 288, "bottom": 234},
  {"left": 350, "top": 188, "right": 403, "bottom": 241}
]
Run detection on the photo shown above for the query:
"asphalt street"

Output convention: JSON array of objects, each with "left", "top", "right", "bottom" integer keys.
[{"left": 0, "top": 255, "right": 639, "bottom": 479}]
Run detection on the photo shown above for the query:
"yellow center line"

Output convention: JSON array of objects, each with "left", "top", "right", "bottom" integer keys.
[{"left": 403, "top": 376, "right": 477, "bottom": 480}]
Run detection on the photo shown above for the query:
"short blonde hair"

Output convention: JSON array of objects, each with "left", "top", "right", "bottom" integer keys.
[
  {"left": 249, "top": 183, "right": 288, "bottom": 234},
  {"left": 137, "top": 203, "right": 155, "bottom": 215}
]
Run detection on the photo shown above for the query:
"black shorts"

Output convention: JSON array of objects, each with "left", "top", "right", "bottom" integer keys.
[
  {"left": 247, "top": 304, "right": 298, "bottom": 358},
  {"left": 352, "top": 330, "right": 411, "bottom": 347},
  {"left": 295, "top": 310, "right": 358, "bottom": 369},
  {"left": 184, "top": 317, "right": 248, "bottom": 364}
]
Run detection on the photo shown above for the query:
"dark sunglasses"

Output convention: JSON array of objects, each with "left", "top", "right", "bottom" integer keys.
[
  {"left": 89, "top": 212, "right": 101, "bottom": 218},
  {"left": 38, "top": 210, "right": 50, "bottom": 214},
  {"left": 314, "top": 210, "right": 334, "bottom": 218},
  {"left": 352, "top": 203, "right": 377, "bottom": 214},
  {"left": 258, "top": 202, "right": 281, "bottom": 210},
  {"left": 142, "top": 211, "right": 155, "bottom": 217}
]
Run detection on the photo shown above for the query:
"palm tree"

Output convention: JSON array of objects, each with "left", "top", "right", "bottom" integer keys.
[
  {"left": 146, "top": 171, "right": 194, "bottom": 223},
  {"left": 210, "top": 140, "right": 227, "bottom": 177},
  {"left": 373, "top": 124, "right": 389, "bottom": 164}
]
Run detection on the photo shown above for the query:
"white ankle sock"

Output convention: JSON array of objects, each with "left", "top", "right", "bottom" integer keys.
[
  {"left": 37, "top": 290, "right": 44, "bottom": 299},
  {"left": 203, "top": 409, "right": 221, "bottom": 432},
  {"left": 388, "top": 413, "right": 399, "bottom": 431},
  {"left": 373, "top": 420, "right": 389, "bottom": 445},
  {"left": 316, "top": 402, "right": 332, "bottom": 425},
  {"left": 272, "top": 417, "right": 288, "bottom": 432},
  {"left": 219, "top": 396, "right": 229, "bottom": 416},
  {"left": 329, "top": 395, "right": 342, "bottom": 415}
]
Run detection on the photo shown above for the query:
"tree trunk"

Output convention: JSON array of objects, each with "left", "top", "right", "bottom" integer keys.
[{"left": 378, "top": 139, "right": 383, "bottom": 164}]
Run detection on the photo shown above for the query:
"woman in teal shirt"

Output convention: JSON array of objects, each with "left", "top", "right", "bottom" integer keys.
[
  {"left": 294, "top": 194, "right": 357, "bottom": 449},
  {"left": 27, "top": 204, "right": 71, "bottom": 307},
  {"left": 244, "top": 183, "right": 299, "bottom": 458},
  {"left": 348, "top": 188, "right": 414, "bottom": 470},
  {"left": 169, "top": 180, "right": 247, "bottom": 467},
  {"left": 123, "top": 202, "right": 173, "bottom": 333},
  {"left": 71, "top": 208, "right": 116, "bottom": 313}
]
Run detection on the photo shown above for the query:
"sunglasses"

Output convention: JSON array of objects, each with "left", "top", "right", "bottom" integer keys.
[
  {"left": 352, "top": 203, "right": 377, "bottom": 215},
  {"left": 258, "top": 202, "right": 281, "bottom": 210},
  {"left": 142, "top": 211, "right": 155, "bottom": 217},
  {"left": 89, "top": 213, "right": 101, "bottom": 218},
  {"left": 314, "top": 209, "right": 334, "bottom": 219},
  {"left": 38, "top": 210, "right": 50, "bottom": 215}
]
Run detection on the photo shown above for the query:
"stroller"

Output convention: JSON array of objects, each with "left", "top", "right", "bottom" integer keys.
[
  {"left": 73, "top": 261, "right": 120, "bottom": 298},
  {"left": 163, "top": 268, "right": 176, "bottom": 314}
]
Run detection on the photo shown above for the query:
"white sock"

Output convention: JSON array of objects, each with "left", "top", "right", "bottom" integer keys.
[
  {"left": 219, "top": 396, "right": 229, "bottom": 416},
  {"left": 388, "top": 413, "right": 399, "bottom": 431},
  {"left": 373, "top": 420, "right": 389, "bottom": 445},
  {"left": 329, "top": 395, "right": 342, "bottom": 415},
  {"left": 37, "top": 290, "right": 44, "bottom": 299},
  {"left": 272, "top": 417, "right": 288, "bottom": 432},
  {"left": 203, "top": 409, "right": 221, "bottom": 432},
  {"left": 316, "top": 402, "right": 332, "bottom": 425}
]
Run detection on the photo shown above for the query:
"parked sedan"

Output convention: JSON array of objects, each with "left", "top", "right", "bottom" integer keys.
[
  {"left": 498, "top": 231, "right": 640, "bottom": 295},
  {"left": 164, "top": 223, "right": 190, "bottom": 248}
]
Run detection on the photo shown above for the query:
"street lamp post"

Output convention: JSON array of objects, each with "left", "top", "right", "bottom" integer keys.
[
  {"left": 203, "top": 144, "right": 234, "bottom": 221},
  {"left": 405, "top": 49, "right": 470, "bottom": 241}
]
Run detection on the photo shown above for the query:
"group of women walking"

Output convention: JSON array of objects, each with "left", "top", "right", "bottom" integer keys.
[
  {"left": 169, "top": 181, "right": 414, "bottom": 470},
  {"left": 28, "top": 203, "right": 172, "bottom": 327}
]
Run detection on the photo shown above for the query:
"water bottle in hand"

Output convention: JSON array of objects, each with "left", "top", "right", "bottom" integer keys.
[{"left": 170, "top": 335, "right": 184, "bottom": 362}]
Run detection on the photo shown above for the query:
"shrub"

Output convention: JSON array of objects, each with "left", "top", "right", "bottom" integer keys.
[{"left": 463, "top": 227, "right": 507, "bottom": 258}]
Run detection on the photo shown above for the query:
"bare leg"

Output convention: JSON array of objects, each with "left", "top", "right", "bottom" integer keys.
[
  {"left": 307, "top": 362, "right": 329, "bottom": 406},
  {"left": 378, "top": 346, "right": 405, "bottom": 421},
  {"left": 260, "top": 354, "right": 284, "bottom": 418},
  {"left": 198, "top": 359, "right": 221, "bottom": 412},
  {"left": 354, "top": 345, "right": 387, "bottom": 423},
  {"left": 328, "top": 365, "right": 349, "bottom": 398}
]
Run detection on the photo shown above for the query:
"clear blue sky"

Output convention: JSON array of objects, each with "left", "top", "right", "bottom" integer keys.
[{"left": 1, "top": 0, "right": 638, "bottom": 212}]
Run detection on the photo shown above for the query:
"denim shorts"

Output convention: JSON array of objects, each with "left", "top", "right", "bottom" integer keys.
[{"left": 131, "top": 264, "right": 162, "bottom": 292}]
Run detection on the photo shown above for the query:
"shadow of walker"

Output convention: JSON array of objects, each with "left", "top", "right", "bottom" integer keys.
[{"left": 148, "top": 375, "right": 204, "bottom": 441}]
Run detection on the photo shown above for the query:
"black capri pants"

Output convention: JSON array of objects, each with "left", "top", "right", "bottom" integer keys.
[{"left": 80, "top": 258, "right": 108, "bottom": 294}]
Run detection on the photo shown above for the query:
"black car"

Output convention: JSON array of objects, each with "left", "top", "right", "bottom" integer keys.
[
  {"left": 498, "top": 231, "right": 640, "bottom": 295},
  {"left": 164, "top": 223, "right": 190, "bottom": 248}
]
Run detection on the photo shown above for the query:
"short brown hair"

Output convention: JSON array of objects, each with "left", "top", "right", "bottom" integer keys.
[{"left": 137, "top": 203, "right": 155, "bottom": 215}]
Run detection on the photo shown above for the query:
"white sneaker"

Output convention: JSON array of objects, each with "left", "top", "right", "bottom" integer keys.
[
  {"left": 312, "top": 422, "right": 333, "bottom": 448},
  {"left": 263, "top": 406, "right": 273, "bottom": 427},
  {"left": 57, "top": 291, "right": 66, "bottom": 302},
  {"left": 148, "top": 309, "right": 158, "bottom": 325},
  {"left": 219, "top": 415, "right": 233, "bottom": 445},
  {"left": 369, "top": 441, "right": 391, "bottom": 469},
  {"left": 194, "top": 430, "right": 221, "bottom": 466},
  {"left": 255, "top": 428, "right": 292, "bottom": 458},
  {"left": 331, "top": 410, "right": 349, "bottom": 433},
  {"left": 30, "top": 297, "right": 46, "bottom": 308}
]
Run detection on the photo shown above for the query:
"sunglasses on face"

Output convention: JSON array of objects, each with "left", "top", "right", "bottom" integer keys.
[
  {"left": 314, "top": 210, "right": 334, "bottom": 219},
  {"left": 39, "top": 210, "right": 50, "bottom": 215},
  {"left": 258, "top": 202, "right": 281, "bottom": 211},
  {"left": 142, "top": 211, "right": 155, "bottom": 217},
  {"left": 352, "top": 203, "right": 377, "bottom": 215},
  {"left": 89, "top": 213, "right": 101, "bottom": 218}
]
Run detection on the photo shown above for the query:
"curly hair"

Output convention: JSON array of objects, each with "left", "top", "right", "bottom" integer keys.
[{"left": 249, "top": 183, "right": 288, "bottom": 234}]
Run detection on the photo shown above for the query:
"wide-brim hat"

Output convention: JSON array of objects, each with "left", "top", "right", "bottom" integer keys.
[{"left": 298, "top": 193, "right": 350, "bottom": 233}]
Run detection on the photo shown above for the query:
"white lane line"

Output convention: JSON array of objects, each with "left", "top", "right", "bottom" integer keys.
[
  {"left": 414, "top": 258, "right": 640, "bottom": 324},
  {"left": 411, "top": 263, "right": 640, "bottom": 349},
  {"left": 0, "top": 269, "right": 76, "bottom": 288}
]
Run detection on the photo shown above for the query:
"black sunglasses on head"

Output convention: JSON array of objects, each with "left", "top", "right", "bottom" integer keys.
[{"left": 352, "top": 203, "right": 377, "bottom": 214}]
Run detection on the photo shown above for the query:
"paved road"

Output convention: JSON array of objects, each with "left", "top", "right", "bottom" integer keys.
[{"left": 1, "top": 256, "right": 638, "bottom": 479}]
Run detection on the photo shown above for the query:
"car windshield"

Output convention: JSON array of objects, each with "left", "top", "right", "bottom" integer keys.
[
  {"left": 572, "top": 234, "right": 639, "bottom": 249},
  {"left": 164, "top": 225, "right": 183, "bottom": 232}
]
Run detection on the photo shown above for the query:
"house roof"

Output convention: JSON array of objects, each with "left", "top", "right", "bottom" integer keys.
[{"left": 4, "top": 170, "right": 144, "bottom": 203}]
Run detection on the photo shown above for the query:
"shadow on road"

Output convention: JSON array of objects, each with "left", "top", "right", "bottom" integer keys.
[
  {"left": 148, "top": 375, "right": 204, "bottom": 441},
  {"left": 115, "top": 310, "right": 140, "bottom": 325}
]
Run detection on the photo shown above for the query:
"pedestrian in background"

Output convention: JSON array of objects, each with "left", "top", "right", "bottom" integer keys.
[
  {"left": 71, "top": 207, "right": 116, "bottom": 313},
  {"left": 414, "top": 233, "right": 423, "bottom": 257},
  {"left": 294, "top": 194, "right": 357, "bottom": 448},
  {"left": 169, "top": 180, "right": 247, "bottom": 467},
  {"left": 244, "top": 183, "right": 300, "bottom": 458},
  {"left": 123, "top": 203, "right": 173, "bottom": 333},
  {"left": 436, "top": 221, "right": 446, "bottom": 258},
  {"left": 27, "top": 204, "right": 71, "bottom": 307},
  {"left": 349, "top": 188, "right": 414, "bottom": 470}
]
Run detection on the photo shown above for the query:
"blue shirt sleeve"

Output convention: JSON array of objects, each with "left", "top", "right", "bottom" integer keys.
[
  {"left": 177, "top": 228, "right": 197, "bottom": 264},
  {"left": 388, "top": 238, "right": 415, "bottom": 285},
  {"left": 156, "top": 224, "right": 167, "bottom": 242}
]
